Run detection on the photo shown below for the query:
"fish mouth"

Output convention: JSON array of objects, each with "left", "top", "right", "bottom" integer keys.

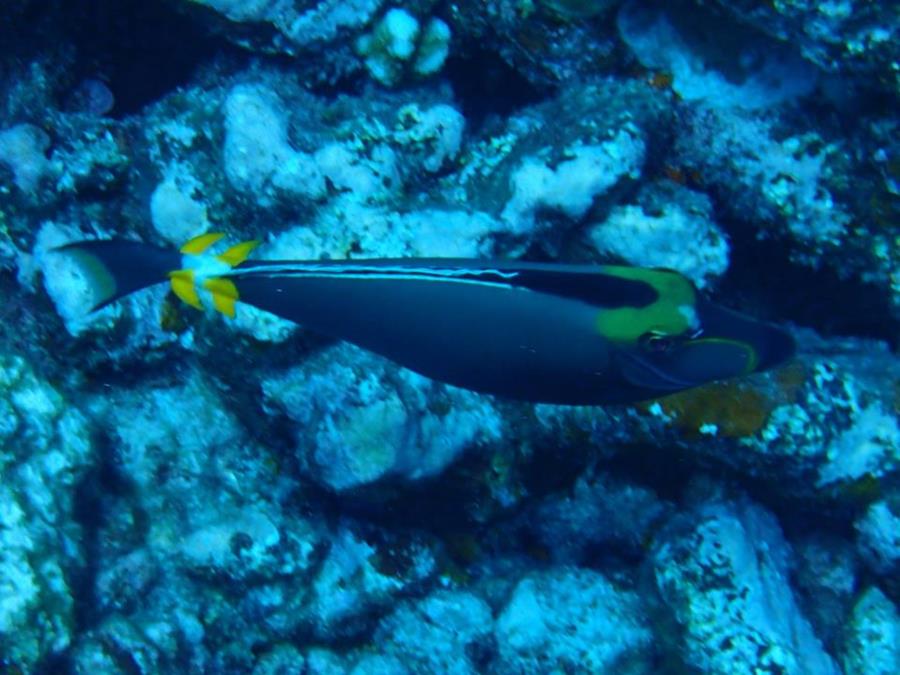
[
  {"left": 694, "top": 299, "right": 796, "bottom": 373},
  {"left": 616, "top": 300, "right": 796, "bottom": 393}
]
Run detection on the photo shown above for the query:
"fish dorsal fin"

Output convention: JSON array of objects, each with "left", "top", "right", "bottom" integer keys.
[
  {"left": 180, "top": 232, "right": 225, "bottom": 255},
  {"left": 217, "top": 240, "right": 260, "bottom": 267}
]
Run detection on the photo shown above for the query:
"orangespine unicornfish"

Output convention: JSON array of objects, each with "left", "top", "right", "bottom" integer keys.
[{"left": 55, "top": 234, "right": 795, "bottom": 405}]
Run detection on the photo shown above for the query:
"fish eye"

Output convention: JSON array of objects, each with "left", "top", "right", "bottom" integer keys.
[{"left": 639, "top": 331, "right": 674, "bottom": 353}]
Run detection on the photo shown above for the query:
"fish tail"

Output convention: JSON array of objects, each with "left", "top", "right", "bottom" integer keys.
[
  {"left": 54, "top": 233, "right": 259, "bottom": 317},
  {"left": 53, "top": 238, "right": 183, "bottom": 312}
]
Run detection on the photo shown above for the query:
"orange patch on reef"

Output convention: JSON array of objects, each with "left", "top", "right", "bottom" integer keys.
[
  {"left": 659, "top": 381, "right": 774, "bottom": 438},
  {"left": 652, "top": 362, "right": 808, "bottom": 439},
  {"left": 664, "top": 165, "right": 687, "bottom": 184},
  {"left": 663, "top": 164, "right": 705, "bottom": 188},
  {"left": 648, "top": 71, "right": 674, "bottom": 90}
]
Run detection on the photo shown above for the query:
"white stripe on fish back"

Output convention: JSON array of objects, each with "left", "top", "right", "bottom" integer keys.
[{"left": 226, "top": 262, "right": 522, "bottom": 287}]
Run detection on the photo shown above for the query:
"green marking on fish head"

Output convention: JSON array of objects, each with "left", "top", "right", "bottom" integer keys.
[
  {"left": 595, "top": 267, "right": 794, "bottom": 396},
  {"left": 595, "top": 267, "right": 699, "bottom": 344}
]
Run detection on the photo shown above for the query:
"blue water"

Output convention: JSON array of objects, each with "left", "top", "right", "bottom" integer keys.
[{"left": 0, "top": 1, "right": 897, "bottom": 673}]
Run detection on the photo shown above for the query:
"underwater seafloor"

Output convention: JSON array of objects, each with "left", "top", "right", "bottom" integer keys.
[{"left": 1, "top": 0, "right": 899, "bottom": 673}]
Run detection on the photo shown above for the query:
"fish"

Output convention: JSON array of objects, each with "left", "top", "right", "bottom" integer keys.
[{"left": 55, "top": 233, "right": 795, "bottom": 405}]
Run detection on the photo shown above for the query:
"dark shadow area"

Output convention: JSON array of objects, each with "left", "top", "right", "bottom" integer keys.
[
  {"left": 716, "top": 228, "right": 898, "bottom": 350},
  {"left": 444, "top": 43, "right": 547, "bottom": 132},
  {"left": 305, "top": 65, "right": 372, "bottom": 101},
  {"left": 68, "top": 435, "right": 139, "bottom": 630},
  {"left": 34, "top": 0, "right": 240, "bottom": 118},
  {"left": 28, "top": 435, "right": 145, "bottom": 673},
  {"left": 316, "top": 409, "right": 598, "bottom": 539}
]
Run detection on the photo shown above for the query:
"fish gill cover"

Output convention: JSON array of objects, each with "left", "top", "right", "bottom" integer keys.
[{"left": 0, "top": 0, "right": 898, "bottom": 672}]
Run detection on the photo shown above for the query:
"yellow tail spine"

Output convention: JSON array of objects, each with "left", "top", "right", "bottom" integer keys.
[{"left": 169, "top": 234, "right": 260, "bottom": 317}]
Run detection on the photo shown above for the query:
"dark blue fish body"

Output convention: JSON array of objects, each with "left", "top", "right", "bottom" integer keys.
[
  {"left": 57, "top": 235, "right": 795, "bottom": 404},
  {"left": 235, "top": 261, "right": 616, "bottom": 403}
]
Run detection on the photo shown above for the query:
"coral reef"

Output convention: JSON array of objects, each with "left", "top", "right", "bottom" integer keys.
[
  {"left": 355, "top": 8, "right": 451, "bottom": 85},
  {"left": 262, "top": 343, "right": 503, "bottom": 492},
  {"left": 651, "top": 497, "right": 839, "bottom": 675},
  {"left": 0, "top": 0, "right": 897, "bottom": 671},
  {"left": 855, "top": 500, "right": 900, "bottom": 574},
  {"left": 528, "top": 467, "right": 670, "bottom": 562},
  {"left": 841, "top": 587, "right": 899, "bottom": 675},
  {"left": 706, "top": 0, "right": 899, "bottom": 92},
  {"left": 0, "top": 356, "right": 91, "bottom": 669},
  {"left": 587, "top": 179, "right": 729, "bottom": 288},
  {"left": 495, "top": 567, "right": 654, "bottom": 673},
  {"left": 618, "top": 0, "right": 817, "bottom": 109},
  {"left": 0, "top": 124, "right": 51, "bottom": 192},
  {"left": 373, "top": 590, "right": 493, "bottom": 673}
]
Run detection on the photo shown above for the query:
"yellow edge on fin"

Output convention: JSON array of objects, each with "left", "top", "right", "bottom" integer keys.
[
  {"left": 169, "top": 270, "right": 203, "bottom": 310},
  {"left": 203, "top": 278, "right": 239, "bottom": 318},
  {"left": 217, "top": 239, "right": 260, "bottom": 267},
  {"left": 181, "top": 232, "right": 225, "bottom": 255}
]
